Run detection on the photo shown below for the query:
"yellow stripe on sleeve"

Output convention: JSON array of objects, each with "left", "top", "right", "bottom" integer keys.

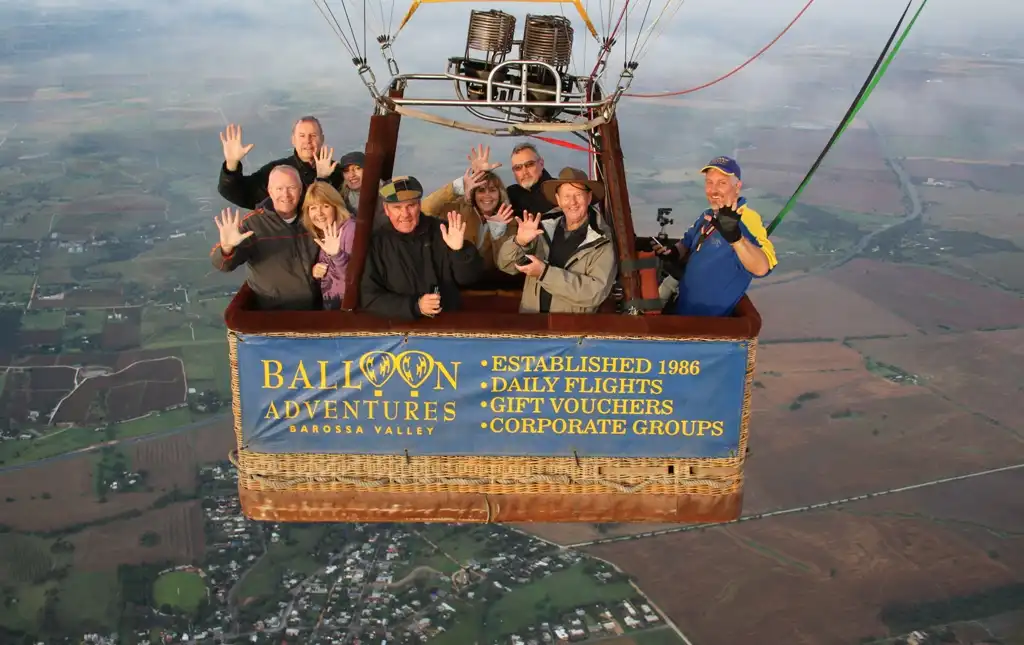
[{"left": 738, "top": 205, "right": 778, "bottom": 270}]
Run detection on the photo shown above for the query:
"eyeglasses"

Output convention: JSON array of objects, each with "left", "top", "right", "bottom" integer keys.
[{"left": 511, "top": 159, "right": 538, "bottom": 173}]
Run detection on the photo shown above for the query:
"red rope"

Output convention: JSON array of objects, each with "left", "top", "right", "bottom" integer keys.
[
  {"left": 528, "top": 134, "right": 595, "bottom": 154},
  {"left": 624, "top": 0, "right": 817, "bottom": 98}
]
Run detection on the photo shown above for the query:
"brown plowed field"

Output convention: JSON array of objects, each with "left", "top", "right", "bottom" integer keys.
[
  {"left": 50, "top": 356, "right": 186, "bottom": 424},
  {"left": 0, "top": 417, "right": 234, "bottom": 531},
  {"left": 0, "top": 366, "right": 77, "bottom": 423},
  {"left": 740, "top": 127, "right": 890, "bottom": 172},
  {"left": 750, "top": 167, "right": 905, "bottom": 214},
  {"left": 33, "top": 289, "right": 125, "bottom": 309},
  {"left": 916, "top": 185, "right": 1024, "bottom": 243},
  {"left": 72, "top": 501, "right": 205, "bottom": 571},
  {"left": 904, "top": 159, "right": 1024, "bottom": 193},
  {"left": 748, "top": 275, "right": 919, "bottom": 341},
  {"left": 828, "top": 259, "right": 1024, "bottom": 331},
  {"left": 849, "top": 329, "right": 1024, "bottom": 431},
  {"left": 588, "top": 467, "right": 1024, "bottom": 645}
]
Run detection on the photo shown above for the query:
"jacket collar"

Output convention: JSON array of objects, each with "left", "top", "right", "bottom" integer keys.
[{"left": 540, "top": 212, "right": 607, "bottom": 248}]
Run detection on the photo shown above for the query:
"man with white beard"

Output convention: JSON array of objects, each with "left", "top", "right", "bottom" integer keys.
[{"left": 497, "top": 167, "right": 616, "bottom": 314}]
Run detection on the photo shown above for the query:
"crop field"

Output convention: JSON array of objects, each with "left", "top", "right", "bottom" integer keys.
[
  {"left": 739, "top": 126, "right": 890, "bottom": 172},
  {"left": 71, "top": 501, "right": 205, "bottom": 571},
  {"left": 916, "top": 185, "right": 1024, "bottom": 244},
  {"left": 50, "top": 354, "right": 186, "bottom": 424},
  {"left": 130, "top": 431, "right": 204, "bottom": 493},
  {"left": 0, "top": 365, "right": 77, "bottom": 423},
  {"left": 588, "top": 468, "right": 1024, "bottom": 645},
  {"left": 100, "top": 307, "right": 142, "bottom": 350},
  {"left": 903, "top": 158, "right": 1024, "bottom": 193},
  {"left": 848, "top": 329, "right": 1024, "bottom": 431},
  {"left": 828, "top": 259, "right": 1024, "bottom": 332},
  {"left": 33, "top": 287, "right": 126, "bottom": 309},
  {"left": 748, "top": 274, "right": 919, "bottom": 341}
]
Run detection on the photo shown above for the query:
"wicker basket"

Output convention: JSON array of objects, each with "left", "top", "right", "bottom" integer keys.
[{"left": 227, "top": 326, "right": 757, "bottom": 524}]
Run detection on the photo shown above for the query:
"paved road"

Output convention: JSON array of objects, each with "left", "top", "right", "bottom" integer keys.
[{"left": 0, "top": 413, "right": 230, "bottom": 475}]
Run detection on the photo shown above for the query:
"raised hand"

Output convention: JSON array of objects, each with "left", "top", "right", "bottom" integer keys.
[
  {"left": 214, "top": 208, "right": 254, "bottom": 253},
  {"left": 463, "top": 167, "right": 488, "bottom": 193},
  {"left": 314, "top": 220, "right": 342, "bottom": 256},
  {"left": 219, "top": 124, "right": 254, "bottom": 170},
  {"left": 439, "top": 211, "right": 467, "bottom": 251},
  {"left": 514, "top": 211, "right": 543, "bottom": 246},
  {"left": 486, "top": 202, "right": 514, "bottom": 225},
  {"left": 418, "top": 293, "right": 442, "bottom": 317},
  {"left": 468, "top": 144, "right": 501, "bottom": 173},
  {"left": 713, "top": 204, "right": 742, "bottom": 244},
  {"left": 315, "top": 146, "right": 337, "bottom": 179},
  {"left": 312, "top": 263, "right": 328, "bottom": 279}
]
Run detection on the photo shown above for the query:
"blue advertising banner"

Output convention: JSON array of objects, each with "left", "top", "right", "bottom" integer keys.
[{"left": 235, "top": 333, "right": 749, "bottom": 458}]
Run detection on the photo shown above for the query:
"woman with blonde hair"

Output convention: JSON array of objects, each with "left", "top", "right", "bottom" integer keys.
[
  {"left": 302, "top": 182, "right": 355, "bottom": 309},
  {"left": 421, "top": 166, "right": 518, "bottom": 283}
]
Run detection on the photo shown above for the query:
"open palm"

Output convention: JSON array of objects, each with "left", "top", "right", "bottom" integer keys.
[
  {"left": 315, "top": 220, "right": 342, "bottom": 256},
  {"left": 440, "top": 211, "right": 467, "bottom": 250},
  {"left": 214, "top": 208, "right": 253, "bottom": 251}
]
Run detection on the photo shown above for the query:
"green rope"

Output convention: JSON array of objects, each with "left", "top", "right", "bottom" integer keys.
[{"left": 766, "top": 0, "right": 929, "bottom": 237}]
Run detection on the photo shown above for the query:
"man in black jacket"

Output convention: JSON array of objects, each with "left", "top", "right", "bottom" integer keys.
[
  {"left": 506, "top": 142, "right": 556, "bottom": 217},
  {"left": 360, "top": 176, "right": 484, "bottom": 320},
  {"left": 211, "top": 165, "right": 321, "bottom": 311},
  {"left": 216, "top": 117, "right": 347, "bottom": 210}
]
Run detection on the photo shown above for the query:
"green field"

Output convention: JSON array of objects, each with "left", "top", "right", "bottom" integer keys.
[
  {"left": 114, "top": 407, "right": 195, "bottom": 438},
  {"left": 484, "top": 563, "right": 637, "bottom": 638},
  {"left": 0, "top": 534, "right": 58, "bottom": 584},
  {"left": 235, "top": 526, "right": 328, "bottom": 600},
  {"left": 64, "top": 309, "right": 109, "bottom": 340},
  {"left": 153, "top": 571, "right": 207, "bottom": 614},
  {"left": 634, "top": 628, "right": 689, "bottom": 645},
  {"left": 19, "top": 309, "right": 66, "bottom": 330},
  {"left": 55, "top": 570, "right": 122, "bottom": 632},
  {"left": 0, "top": 535, "right": 82, "bottom": 635}
]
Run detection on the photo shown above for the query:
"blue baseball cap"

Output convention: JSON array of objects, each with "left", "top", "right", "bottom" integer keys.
[{"left": 701, "top": 156, "right": 741, "bottom": 181}]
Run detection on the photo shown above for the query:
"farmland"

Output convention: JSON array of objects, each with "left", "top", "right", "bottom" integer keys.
[
  {"left": 71, "top": 502, "right": 206, "bottom": 571},
  {"left": 586, "top": 467, "right": 1024, "bottom": 645},
  {"left": 0, "top": 418, "right": 235, "bottom": 532}
]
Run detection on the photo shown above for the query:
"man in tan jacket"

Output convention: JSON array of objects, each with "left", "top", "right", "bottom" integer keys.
[{"left": 497, "top": 168, "right": 617, "bottom": 314}]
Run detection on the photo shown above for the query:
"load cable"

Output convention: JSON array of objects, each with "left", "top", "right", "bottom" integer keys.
[
  {"left": 624, "top": 0, "right": 817, "bottom": 98},
  {"left": 766, "top": 0, "right": 928, "bottom": 236}
]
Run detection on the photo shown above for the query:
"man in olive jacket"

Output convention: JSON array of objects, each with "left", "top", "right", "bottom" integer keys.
[
  {"left": 497, "top": 167, "right": 616, "bottom": 313},
  {"left": 211, "top": 166, "right": 320, "bottom": 310},
  {"left": 360, "top": 176, "right": 484, "bottom": 320}
]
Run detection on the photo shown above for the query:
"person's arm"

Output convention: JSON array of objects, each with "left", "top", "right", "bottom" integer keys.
[
  {"left": 495, "top": 231, "right": 537, "bottom": 275},
  {"left": 217, "top": 160, "right": 274, "bottom": 210},
  {"left": 733, "top": 207, "right": 777, "bottom": 278},
  {"left": 324, "top": 219, "right": 357, "bottom": 276},
  {"left": 359, "top": 246, "right": 421, "bottom": 320},
  {"left": 210, "top": 218, "right": 256, "bottom": 272},
  {"left": 535, "top": 242, "right": 617, "bottom": 310},
  {"left": 450, "top": 243, "right": 484, "bottom": 287},
  {"left": 420, "top": 184, "right": 457, "bottom": 217}
]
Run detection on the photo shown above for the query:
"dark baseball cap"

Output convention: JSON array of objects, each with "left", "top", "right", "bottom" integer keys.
[
  {"left": 339, "top": 151, "right": 365, "bottom": 169},
  {"left": 701, "top": 156, "right": 741, "bottom": 181},
  {"left": 378, "top": 176, "right": 423, "bottom": 203}
]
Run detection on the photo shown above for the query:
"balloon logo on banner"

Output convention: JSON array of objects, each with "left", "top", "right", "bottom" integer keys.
[
  {"left": 396, "top": 351, "right": 436, "bottom": 398},
  {"left": 358, "top": 351, "right": 396, "bottom": 397}
]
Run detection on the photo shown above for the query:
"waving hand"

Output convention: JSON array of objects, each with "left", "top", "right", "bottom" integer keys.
[
  {"left": 440, "top": 211, "right": 467, "bottom": 250},
  {"left": 219, "top": 124, "right": 254, "bottom": 171},
  {"left": 214, "top": 208, "right": 254, "bottom": 253},
  {"left": 514, "top": 211, "right": 543, "bottom": 246}
]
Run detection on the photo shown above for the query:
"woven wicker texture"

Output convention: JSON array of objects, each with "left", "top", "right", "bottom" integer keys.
[{"left": 228, "top": 329, "right": 756, "bottom": 497}]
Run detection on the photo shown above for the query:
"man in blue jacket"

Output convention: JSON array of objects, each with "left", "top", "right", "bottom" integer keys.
[{"left": 658, "top": 156, "right": 778, "bottom": 317}]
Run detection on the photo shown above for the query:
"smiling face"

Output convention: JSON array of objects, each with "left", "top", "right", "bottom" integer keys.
[
  {"left": 555, "top": 183, "right": 592, "bottom": 230},
  {"left": 307, "top": 202, "right": 337, "bottom": 231},
  {"left": 268, "top": 167, "right": 302, "bottom": 217},
  {"left": 343, "top": 164, "right": 363, "bottom": 191},
  {"left": 704, "top": 167, "right": 741, "bottom": 211},
  {"left": 511, "top": 147, "right": 544, "bottom": 189},
  {"left": 384, "top": 199, "right": 421, "bottom": 233},
  {"left": 472, "top": 180, "right": 501, "bottom": 216},
  {"left": 291, "top": 119, "right": 323, "bottom": 163}
]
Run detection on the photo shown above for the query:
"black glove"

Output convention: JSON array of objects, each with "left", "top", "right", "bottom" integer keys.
[{"left": 713, "top": 206, "right": 743, "bottom": 244}]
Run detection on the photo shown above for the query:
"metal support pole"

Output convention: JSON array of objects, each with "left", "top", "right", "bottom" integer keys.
[{"left": 341, "top": 86, "right": 405, "bottom": 311}]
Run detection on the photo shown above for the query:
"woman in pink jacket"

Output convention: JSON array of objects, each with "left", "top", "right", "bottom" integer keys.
[{"left": 302, "top": 182, "right": 356, "bottom": 310}]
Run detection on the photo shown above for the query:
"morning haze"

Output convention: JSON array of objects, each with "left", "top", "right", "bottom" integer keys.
[{"left": 0, "top": 0, "right": 1022, "bottom": 643}]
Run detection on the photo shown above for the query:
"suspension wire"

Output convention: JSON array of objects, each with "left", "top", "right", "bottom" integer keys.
[
  {"left": 632, "top": 0, "right": 687, "bottom": 63},
  {"left": 335, "top": 0, "right": 364, "bottom": 58},
  {"left": 626, "top": 0, "right": 816, "bottom": 98},
  {"left": 766, "top": 0, "right": 928, "bottom": 236},
  {"left": 363, "top": 0, "right": 367, "bottom": 59},
  {"left": 312, "top": 0, "right": 357, "bottom": 58},
  {"left": 626, "top": 0, "right": 656, "bottom": 65}
]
